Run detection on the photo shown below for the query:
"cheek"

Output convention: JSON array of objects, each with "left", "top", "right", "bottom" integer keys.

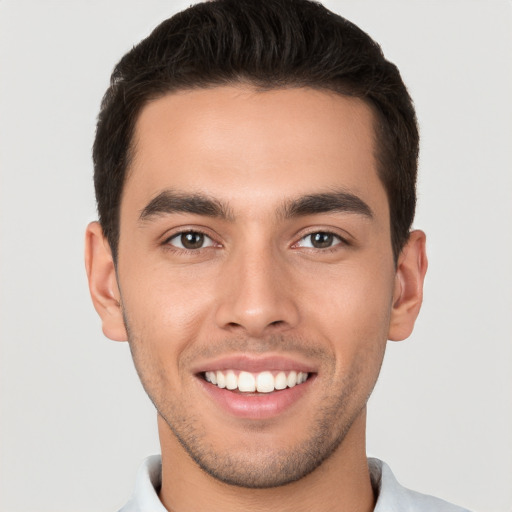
[
  {"left": 118, "top": 261, "right": 217, "bottom": 364},
  {"left": 120, "top": 274, "right": 214, "bottom": 406},
  {"left": 311, "top": 271, "right": 392, "bottom": 407},
  {"left": 303, "top": 260, "right": 394, "bottom": 360}
]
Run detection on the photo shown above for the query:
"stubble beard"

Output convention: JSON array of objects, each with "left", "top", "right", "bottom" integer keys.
[
  {"left": 157, "top": 383, "right": 366, "bottom": 489},
  {"left": 124, "top": 314, "right": 385, "bottom": 489}
]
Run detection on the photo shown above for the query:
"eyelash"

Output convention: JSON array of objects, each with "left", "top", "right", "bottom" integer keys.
[
  {"left": 162, "top": 228, "right": 349, "bottom": 254},
  {"left": 163, "top": 229, "right": 219, "bottom": 253},
  {"left": 293, "top": 231, "right": 349, "bottom": 251}
]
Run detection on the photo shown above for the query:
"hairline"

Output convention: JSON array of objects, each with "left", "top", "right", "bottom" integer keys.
[{"left": 112, "top": 81, "right": 396, "bottom": 263}]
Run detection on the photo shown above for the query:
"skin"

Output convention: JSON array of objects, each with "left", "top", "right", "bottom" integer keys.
[{"left": 85, "top": 86, "right": 427, "bottom": 512}]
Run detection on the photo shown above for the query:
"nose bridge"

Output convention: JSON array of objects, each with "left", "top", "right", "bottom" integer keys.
[{"left": 214, "top": 239, "right": 300, "bottom": 336}]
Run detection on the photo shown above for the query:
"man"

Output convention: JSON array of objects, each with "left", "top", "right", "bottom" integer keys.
[{"left": 85, "top": 1, "right": 469, "bottom": 510}]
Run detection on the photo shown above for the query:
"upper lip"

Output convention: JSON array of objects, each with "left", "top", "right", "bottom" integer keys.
[{"left": 191, "top": 354, "right": 318, "bottom": 375}]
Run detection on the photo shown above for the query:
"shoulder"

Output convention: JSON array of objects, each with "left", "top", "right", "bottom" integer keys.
[{"left": 369, "top": 458, "right": 472, "bottom": 512}]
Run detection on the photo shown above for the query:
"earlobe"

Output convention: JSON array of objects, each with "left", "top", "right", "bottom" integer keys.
[
  {"left": 388, "top": 230, "right": 428, "bottom": 342},
  {"left": 84, "top": 222, "right": 128, "bottom": 341}
]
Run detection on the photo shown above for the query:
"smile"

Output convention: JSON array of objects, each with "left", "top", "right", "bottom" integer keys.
[
  {"left": 204, "top": 370, "right": 310, "bottom": 393},
  {"left": 195, "top": 356, "right": 316, "bottom": 419}
]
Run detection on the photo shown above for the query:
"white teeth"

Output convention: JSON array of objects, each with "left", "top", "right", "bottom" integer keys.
[
  {"left": 216, "top": 370, "right": 226, "bottom": 389},
  {"left": 256, "top": 371, "right": 274, "bottom": 393},
  {"left": 238, "top": 371, "right": 256, "bottom": 392},
  {"left": 204, "top": 369, "right": 310, "bottom": 392},
  {"left": 274, "top": 371, "right": 288, "bottom": 390},
  {"left": 225, "top": 370, "right": 237, "bottom": 390},
  {"left": 205, "top": 371, "right": 217, "bottom": 385},
  {"left": 287, "top": 371, "right": 297, "bottom": 387}
]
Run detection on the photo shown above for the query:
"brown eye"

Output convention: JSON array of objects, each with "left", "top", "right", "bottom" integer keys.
[
  {"left": 167, "top": 231, "right": 214, "bottom": 250},
  {"left": 296, "top": 232, "right": 343, "bottom": 249},
  {"left": 310, "top": 232, "right": 334, "bottom": 248},
  {"left": 182, "top": 232, "right": 204, "bottom": 249}
]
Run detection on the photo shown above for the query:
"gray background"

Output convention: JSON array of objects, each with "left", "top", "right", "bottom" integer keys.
[{"left": 1, "top": 1, "right": 511, "bottom": 511}]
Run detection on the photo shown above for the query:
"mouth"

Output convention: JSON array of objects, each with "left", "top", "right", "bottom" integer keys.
[
  {"left": 202, "top": 369, "right": 311, "bottom": 393},
  {"left": 194, "top": 356, "right": 317, "bottom": 419}
]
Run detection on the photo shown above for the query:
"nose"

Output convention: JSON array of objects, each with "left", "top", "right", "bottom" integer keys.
[{"left": 214, "top": 246, "right": 300, "bottom": 337}]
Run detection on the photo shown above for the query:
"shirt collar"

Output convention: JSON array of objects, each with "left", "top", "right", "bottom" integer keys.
[{"left": 120, "top": 455, "right": 468, "bottom": 512}]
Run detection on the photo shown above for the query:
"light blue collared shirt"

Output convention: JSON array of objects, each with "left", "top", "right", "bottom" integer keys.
[{"left": 118, "top": 455, "right": 471, "bottom": 512}]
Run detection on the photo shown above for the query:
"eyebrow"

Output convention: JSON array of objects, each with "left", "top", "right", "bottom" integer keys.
[
  {"left": 139, "top": 190, "right": 234, "bottom": 222},
  {"left": 138, "top": 188, "right": 373, "bottom": 223},
  {"left": 279, "top": 190, "right": 374, "bottom": 220}
]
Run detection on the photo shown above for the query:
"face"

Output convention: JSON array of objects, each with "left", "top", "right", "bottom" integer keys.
[{"left": 88, "top": 86, "right": 423, "bottom": 488}]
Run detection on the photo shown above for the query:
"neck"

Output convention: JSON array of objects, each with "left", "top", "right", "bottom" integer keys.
[{"left": 158, "top": 409, "right": 375, "bottom": 512}]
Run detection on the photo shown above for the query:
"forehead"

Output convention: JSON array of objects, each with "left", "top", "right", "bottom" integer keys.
[{"left": 123, "top": 86, "right": 387, "bottom": 222}]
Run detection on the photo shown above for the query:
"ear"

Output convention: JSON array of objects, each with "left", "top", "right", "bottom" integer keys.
[
  {"left": 84, "top": 222, "right": 128, "bottom": 341},
  {"left": 388, "top": 230, "right": 428, "bottom": 341}
]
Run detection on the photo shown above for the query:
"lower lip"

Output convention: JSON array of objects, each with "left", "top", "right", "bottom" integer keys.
[{"left": 197, "top": 376, "right": 314, "bottom": 420}]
